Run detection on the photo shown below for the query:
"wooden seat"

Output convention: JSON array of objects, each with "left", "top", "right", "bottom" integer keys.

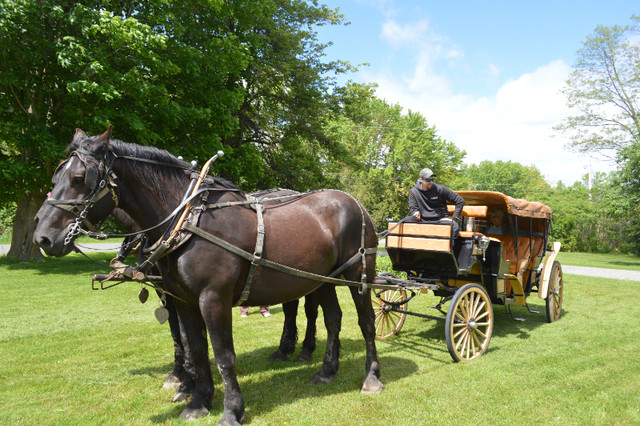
[{"left": 447, "top": 204, "right": 488, "bottom": 218}]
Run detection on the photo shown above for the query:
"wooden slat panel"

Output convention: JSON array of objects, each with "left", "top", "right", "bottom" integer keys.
[
  {"left": 387, "top": 235, "right": 451, "bottom": 253},
  {"left": 388, "top": 222, "right": 451, "bottom": 238}
]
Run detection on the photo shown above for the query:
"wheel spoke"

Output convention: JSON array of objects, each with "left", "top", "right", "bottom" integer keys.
[
  {"left": 375, "top": 315, "right": 384, "bottom": 335},
  {"left": 473, "top": 300, "right": 487, "bottom": 318},
  {"left": 470, "top": 330, "right": 477, "bottom": 357},
  {"left": 456, "top": 328, "right": 468, "bottom": 351},
  {"left": 475, "top": 310, "right": 489, "bottom": 321},
  {"left": 471, "top": 330, "right": 483, "bottom": 350},
  {"left": 374, "top": 309, "right": 384, "bottom": 321},
  {"left": 453, "top": 326, "right": 467, "bottom": 339},
  {"left": 471, "top": 292, "right": 480, "bottom": 317}
]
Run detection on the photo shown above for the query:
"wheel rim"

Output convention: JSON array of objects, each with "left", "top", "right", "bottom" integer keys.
[
  {"left": 546, "top": 262, "right": 563, "bottom": 322},
  {"left": 372, "top": 288, "right": 407, "bottom": 339},
  {"left": 446, "top": 285, "right": 493, "bottom": 362}
]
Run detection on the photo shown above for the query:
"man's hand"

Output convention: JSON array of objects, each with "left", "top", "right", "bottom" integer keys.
[{"left": 412, "top": 211, "right": 421, "bottom": 220}]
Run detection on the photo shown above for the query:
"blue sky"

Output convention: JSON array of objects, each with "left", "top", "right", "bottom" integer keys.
[{"left": 315, "top": 0, "right": 639, "bottom": 185}]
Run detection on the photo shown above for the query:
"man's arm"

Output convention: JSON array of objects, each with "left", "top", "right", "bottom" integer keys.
[
  {"left": 408, "top": 187, "right": 421, "bottom": 219},
  {"left": 444, "top": 188, "right": 465, "bottom": 221}
]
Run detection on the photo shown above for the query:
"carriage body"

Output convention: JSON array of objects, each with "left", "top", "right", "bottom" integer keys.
[{"left": 374, "top": 191, "right": 564, "bottom": 361}]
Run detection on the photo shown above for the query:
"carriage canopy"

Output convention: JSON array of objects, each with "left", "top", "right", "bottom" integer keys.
[{"left": 454, "top": 191, "right": 552, "bottom": 220}]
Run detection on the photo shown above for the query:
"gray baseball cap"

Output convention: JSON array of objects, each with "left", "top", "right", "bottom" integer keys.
[{"left": 419, "top": 168, "right": 436, "bottom": 179}]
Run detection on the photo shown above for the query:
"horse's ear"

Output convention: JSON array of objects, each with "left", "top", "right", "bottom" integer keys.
[
  {"left": 90, "top": 125, "right": 112, "bottom": 153},
  {"left": 72, "top": 128, "right": 87, "bottom": 143},
  {"left": 67, "top": 129, "right": 87, "bottom": 154}
]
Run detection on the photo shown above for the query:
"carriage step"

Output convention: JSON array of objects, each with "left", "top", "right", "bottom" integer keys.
[{"left": 505, "top": 303, "right": 525, "bottom": 322}]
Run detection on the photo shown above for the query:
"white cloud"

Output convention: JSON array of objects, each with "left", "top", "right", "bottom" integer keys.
[
  {"left": 380, "top": 19, "right": 429, "bottom": 45},
  {"left": 364, "top": 44, "right": 615, "bottom": 185}
]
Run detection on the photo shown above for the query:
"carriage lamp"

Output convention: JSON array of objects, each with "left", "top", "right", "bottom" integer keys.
[{"left": 479, "top": 235, "right": 490, "bottom": 261}]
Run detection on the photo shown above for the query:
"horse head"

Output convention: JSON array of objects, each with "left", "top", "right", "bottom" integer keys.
[{"left": 34, "top": 126, "right": 119, "bottom": 256}]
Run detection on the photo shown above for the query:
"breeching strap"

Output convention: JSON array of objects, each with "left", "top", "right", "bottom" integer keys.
[
  {"left": 235, "top": 198, "right": 266, "bottom": 306},
  {"left": 181, "top": 222, "right": 377, "bottom": 300}
]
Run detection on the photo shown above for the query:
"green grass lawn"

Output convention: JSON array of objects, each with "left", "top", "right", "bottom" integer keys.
[
  {"left": 1, "top": 252, "right": 640, "bottom": 425},
  {"left": 557, "top": 251, "right": 640, "bottom": 271}
]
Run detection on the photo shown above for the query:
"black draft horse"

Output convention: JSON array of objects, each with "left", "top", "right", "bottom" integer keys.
[
  {"left": 33, "top": 127, "right": 383, "bottom": 424},
  {"left": 111, "top": 200, "right": 320, "bottom": 402}
]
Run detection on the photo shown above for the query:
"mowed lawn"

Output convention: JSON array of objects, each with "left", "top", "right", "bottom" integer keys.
[{"left": 1, "top": 252, "right": 639, "bottom": 425}]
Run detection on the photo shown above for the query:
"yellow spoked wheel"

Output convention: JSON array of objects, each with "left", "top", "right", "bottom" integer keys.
[
  {"left": 445, "top": 283, "right": 494, "bottom": 362},
  {"left": 372, "top": 286, "right": 408, "bottom": 340},
  {"left": 545, "top": 261, "right": 564, "bottom": 323}
]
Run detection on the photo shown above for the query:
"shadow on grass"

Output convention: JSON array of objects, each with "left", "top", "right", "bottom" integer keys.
[
  {"left": 609, "top": 260, "right": 640, "bottom": 268},
  {"left": 372, "top": 301, "right": 571, "bottom": 361},
  {"left": 130, "top": 339, "right": 417, "bottom": 423},
  {"left": 0, "top": 252, "right": 117, "bottom": 275}
]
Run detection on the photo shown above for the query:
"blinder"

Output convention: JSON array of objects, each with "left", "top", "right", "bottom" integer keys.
[
  {"left": 85, "top": 165, "right": 99, "bottom": 190},
  {"left": 46, "top": 149, "right": 120, "bottom": 241}
]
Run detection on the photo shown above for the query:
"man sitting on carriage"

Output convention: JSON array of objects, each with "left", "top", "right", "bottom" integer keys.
[{"left": 408, "top": 168, "right": 465, "bottom": 237}]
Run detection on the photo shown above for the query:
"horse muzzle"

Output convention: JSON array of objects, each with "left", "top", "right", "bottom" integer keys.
[{"left": 33, "top": 211, "right": 76, "bottom": 257}]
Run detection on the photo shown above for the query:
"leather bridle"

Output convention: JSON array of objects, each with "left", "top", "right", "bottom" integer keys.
[{"left": 46, "top": 148, "right": 120, "bottom": 245}]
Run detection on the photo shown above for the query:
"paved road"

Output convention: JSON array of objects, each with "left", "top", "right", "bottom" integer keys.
[
  {"left": 561, "top": 265, "right": 640, "bottom": 281},
  {"left": 3, "top": 244, "right": 640, "bottom": 281},
  {"left": 0, "top": 243, "right": 121, "bottom": 256}
]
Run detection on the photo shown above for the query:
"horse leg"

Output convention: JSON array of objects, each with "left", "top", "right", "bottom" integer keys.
[
  {"left": 295, "top": 293, "right": 318, "bottom": 362},
  {"left": 268, "top": 299, "right": 299, "bottom": 361},
  {"left": 310, "top": 285, "right": 342, "bottom": 384},
  {"left": 170, "top": 306, "right": 197, "bottom": 403},
  {"left": 348, "top": 286, "right": 384, "bottom": 394},
  {"left": 162, "top": 294, "right": 185, "bottom": 389},
  {"left": 173, "top": 303, "right": 215, "bottom": 420},
  {"left": 199, "top": 295, "right": 244, "bottom": 425}
]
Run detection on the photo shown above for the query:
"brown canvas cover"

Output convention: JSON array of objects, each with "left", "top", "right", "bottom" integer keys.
[{"left": 454, "top": 191, "right": 552, "bottom": 220}]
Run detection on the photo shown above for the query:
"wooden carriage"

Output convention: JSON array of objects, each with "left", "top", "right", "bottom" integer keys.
[{"left": 373, "top": 191, "right": 564, "bottom": 362}]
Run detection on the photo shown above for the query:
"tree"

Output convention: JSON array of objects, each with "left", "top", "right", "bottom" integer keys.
[
  {"left": 450, "top": 160, "right": 550, "bottom": 199},
  {"left": 326, "top": 83, "right": 465, "bottom": 229},
  {"left": 0, "top": 0, "right": 350, "bottom": 259},
  {"left": 555, "top": 15, "right": 640, "bottom": 254},
  {"left": 555, "top": 15, "right": 640, "bottom": 159}
]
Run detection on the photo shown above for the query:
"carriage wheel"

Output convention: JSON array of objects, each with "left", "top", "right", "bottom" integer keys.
[
  {"left": 445, "top": 283, "right": 494, "bottom": 362},
  {"left": 372, "top": 285, "right": 408, "bottom": 340},
  {"left": 545, "top": 261, "right": 564, "bottom": 323}
]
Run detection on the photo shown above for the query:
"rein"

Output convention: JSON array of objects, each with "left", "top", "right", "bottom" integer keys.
[{"left": 50, "top": 145, "right": 378, "bottom": 302}]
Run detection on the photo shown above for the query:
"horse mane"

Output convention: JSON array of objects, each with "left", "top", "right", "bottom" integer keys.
[{"left": 66, "top": 134, "right": 245, "bottom": 208}]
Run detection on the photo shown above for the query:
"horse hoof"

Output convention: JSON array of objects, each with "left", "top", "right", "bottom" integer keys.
[
  {"left": 216, "top": 412, "right": 243, "bottom": 426},
  {"left": 162, "top": 373, "right": 182, "bottom": 390},
  {"left": 310, "top": 373, "right": 334, "bottom": 385},
  {"left": 171, "top": 391, "right": 191, "bottom": 403},
  {"left": 294, "top": 350, "right": 313, "bottom": 363},
  {"left": 179, "top": 407, "right": 209, "bottom": 420},
  {"left": 268, "top": 350, "right": 290, "bottom": 362},
  {"left": 360, "top": 374, "right": 384, "bottom": 394}
]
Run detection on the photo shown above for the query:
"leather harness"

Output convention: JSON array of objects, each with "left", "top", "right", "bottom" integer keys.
[{"left": 49, "top": 149, "right": 378, "bottom": 304}]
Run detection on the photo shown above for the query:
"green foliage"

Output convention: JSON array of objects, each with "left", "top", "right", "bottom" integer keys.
[
  {"left": 537, "top": 173, "right": 634, "bottom": 253},
  {"left": 553, "top": 15, "right": 640, "bottom": 254},
  {"left": 0, "top": 0, "right": 348, "bottom": 197},
  {"left": 0, "top": 203, "right": 15, "bottom": 239},
  {"left": 556, "top": 15, "right": 640, "bottom": 156},
  {"left": 326, "top": 82, "right": 465, "bottom": 229},
  {"left": 450, "top": 160, "right": 550, "bottom": 198},
  {"left": 0, "top": 0, "right": 353, "bottom": 258}
]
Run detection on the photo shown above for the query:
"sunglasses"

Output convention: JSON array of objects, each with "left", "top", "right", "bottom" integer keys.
[{"left": 422, "top": 178, "right": 434, "bottom": 182}]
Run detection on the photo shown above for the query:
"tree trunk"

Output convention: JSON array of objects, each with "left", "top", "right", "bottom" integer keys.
[{"left": 7, "top": 192, "right": 46, "bottom": 261}]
